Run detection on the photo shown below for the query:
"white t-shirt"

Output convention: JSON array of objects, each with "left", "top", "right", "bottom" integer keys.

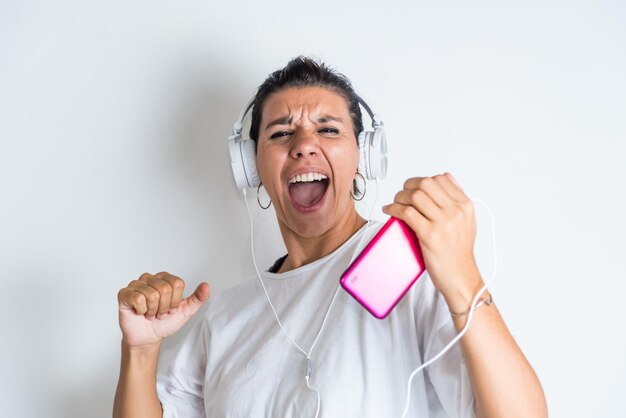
[{"left": 156, "top": 222, "right": 476, "bottom": 417}]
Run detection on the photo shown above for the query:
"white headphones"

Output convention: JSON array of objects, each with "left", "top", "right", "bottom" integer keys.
[{"left": 228, "top": 93, "right": 388, "bottom": 189}]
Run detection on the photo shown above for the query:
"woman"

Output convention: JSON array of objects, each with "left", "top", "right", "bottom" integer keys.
[{"left": 113, "top": 57, "right": 547, "bottom": 417}]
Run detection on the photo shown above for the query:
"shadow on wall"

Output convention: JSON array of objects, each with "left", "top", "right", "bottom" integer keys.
[
  {"left": 165, "top": 58, "right": 255, "bottom": 273},
  {"left": 58, "top": 54, "right": 257, "bottom": 418}
]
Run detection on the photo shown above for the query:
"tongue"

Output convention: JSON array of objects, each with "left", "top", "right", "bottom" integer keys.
[{"left": 289, "top": 181, "right": 327, "bottom": 207}]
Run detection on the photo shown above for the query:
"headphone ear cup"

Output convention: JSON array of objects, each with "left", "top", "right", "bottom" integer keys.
[
  {"left": 358, "top": 128, "right": 388, "bottom": 180},
  {"left": 368, "top": 127, "right": 388, "bottom": 180},
  {"left": 357, "top": 130, "right": 369, "bottom": 179},
  {"left": 229, "top": 135, "right": 260, "bottom": 188},
  {"left": 241, "top": 139, "right": 260, "bottom": 187}
]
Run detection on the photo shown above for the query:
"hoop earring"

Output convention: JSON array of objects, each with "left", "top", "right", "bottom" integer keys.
[
  {"left": 351, "top": 172, "right": 366, "bottom": 201},
  {"left": 257, "top": 183, "right": 272, "bottom": 210}
]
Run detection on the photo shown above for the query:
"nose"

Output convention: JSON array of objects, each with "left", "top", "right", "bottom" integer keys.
[{"left": 290, "top": 130, "right": 319, "bottom": 159}]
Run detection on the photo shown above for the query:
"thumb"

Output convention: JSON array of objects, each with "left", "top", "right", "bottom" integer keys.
[{"left": 180, "top": 282, "right": 210, "bottom": 317}]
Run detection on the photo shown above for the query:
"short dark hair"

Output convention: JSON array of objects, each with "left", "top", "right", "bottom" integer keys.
[{"left": 249, "top": 56, "right": 364, "bottom": 141}]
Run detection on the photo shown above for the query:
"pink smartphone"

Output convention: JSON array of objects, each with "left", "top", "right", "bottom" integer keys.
[{"left": 340, "top": 217, "right": 426, "bottom": 319}]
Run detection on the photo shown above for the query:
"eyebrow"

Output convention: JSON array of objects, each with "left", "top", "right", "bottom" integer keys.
[
  {"left": 264, "top": 117, "right": 292, "bottom": 131},
  {"left": 264, "top": 115, "right": 344, "bottom": 130},
  {"left": 318, "top": 115, "right": 344, "bottom": 124}
]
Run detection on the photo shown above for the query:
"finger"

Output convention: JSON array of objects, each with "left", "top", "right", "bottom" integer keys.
[
  {"left": 382, "top": 202, "right": 430, "bottom": 239},
  {"left": 138, "top": 272, "right": 155, "bottom": 284},
  {"left": 179, "top": 282, "right": 210, "bottom": 318},
  {"left": 393, "top": 188, "right": 441, "bottom": 222},
  {"left": 157, "top": 274, "right": 185, "bottom": 311},
  {"left": 434, "top": 173, "right": 475, "bottom": 221},
  {"left": 118, "top": 287, "right": 148, "bottom": 315},
  {"left": 154, "top": 272, "right": 184, "bottom": 313},
  {"left": 434, "top": 172, "right": 469, "bottom": 203},
  {"left": 403, "top": 177, "right": 455, "bottom": 210},
  {"left": 128, "top": 280, "right": 161, "bottom": 318},
  {"left": 144, "top": 276, "right": 174, "bottom": 316},
  {"left": 445, "top": 172, "right": 463, "bottom": 191}
]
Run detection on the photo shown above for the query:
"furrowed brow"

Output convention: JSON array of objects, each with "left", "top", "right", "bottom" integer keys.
[
  {"left": 317, "top": 116, "right": 344, "bottom": 124},
  {"left": 265, "top": 117, "right": 292, "bottom": 130}
]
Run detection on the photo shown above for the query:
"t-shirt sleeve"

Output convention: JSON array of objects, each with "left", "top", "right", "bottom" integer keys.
[
  {"left": 156, "top": 316, "right": 210, "bottom": 418},
  {"left": 420, "top": 277, "right": 476, "bottom": 418}
]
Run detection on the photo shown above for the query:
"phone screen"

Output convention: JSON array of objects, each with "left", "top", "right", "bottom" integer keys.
[{"left": 340, "top": 217, "right": 426, "bottom": 319}]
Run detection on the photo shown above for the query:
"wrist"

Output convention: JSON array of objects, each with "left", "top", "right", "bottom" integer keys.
[
  {"left": 440, "top": 272, "right": 487, "bottom": 314},
  {"left": 116, "top": 339, "right": 162, "bottom": 418},
  {"left": 121, "top": 338, "right": 162, "bottom": 361}
]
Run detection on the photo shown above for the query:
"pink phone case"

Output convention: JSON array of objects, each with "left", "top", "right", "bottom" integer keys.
[{"left": 340, "top": 217, "right": 426, "bottom": 319}]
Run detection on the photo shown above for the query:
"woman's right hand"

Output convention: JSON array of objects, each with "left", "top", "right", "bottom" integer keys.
[{"left": 117, "top": 272, "right": 210, "bottom": 348}]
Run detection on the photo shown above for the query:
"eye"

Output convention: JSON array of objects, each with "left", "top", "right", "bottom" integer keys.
[
  {"left": 270, "top": 131, "right": 292, "bottom": 139},
  {"left": 318, "top": 127, "right": 339, "bottom": 135}
]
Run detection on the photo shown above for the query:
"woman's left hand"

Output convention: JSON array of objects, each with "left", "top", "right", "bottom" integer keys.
[{"left": 382, "top": 173, "right": 483, "bottom": 311}]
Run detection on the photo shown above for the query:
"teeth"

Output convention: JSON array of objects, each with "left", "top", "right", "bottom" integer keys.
[{"left": 289, "top": 172, "right": 328, "bottom": 183}]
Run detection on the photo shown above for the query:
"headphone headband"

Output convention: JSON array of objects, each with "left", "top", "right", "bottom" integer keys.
[
  {"left": 228, "top": 91, "right": 387, "bottom": 189},
  {"left": 232, "top": 99, "right": 255, "bottom": 136}
]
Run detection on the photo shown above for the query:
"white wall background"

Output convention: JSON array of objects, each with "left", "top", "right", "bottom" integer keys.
[{"left": 1, "top": 0, "right": 624, "bottom": 417}]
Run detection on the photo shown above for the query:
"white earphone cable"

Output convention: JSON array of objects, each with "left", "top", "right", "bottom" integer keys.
[
  {"left": 242, "top": 179, "right": 379, "bottom": 418},
  {"left": 399, "top": 197, "right": 497, "bottom": 418},
  {"left": 242, "top": 187, "right": 497, "bottom": 418},
  {"left": 242, "top": 188, "right": 307, "bottom": 355}
]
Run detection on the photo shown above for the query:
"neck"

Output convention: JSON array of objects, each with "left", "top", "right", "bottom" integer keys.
[{"left": 277, "top": 210, "right": 366, "bottom": 273}]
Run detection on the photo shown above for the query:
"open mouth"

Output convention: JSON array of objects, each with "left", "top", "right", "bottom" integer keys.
[{"left": 288, "top": 172, "right": 330, "bottom": 209}]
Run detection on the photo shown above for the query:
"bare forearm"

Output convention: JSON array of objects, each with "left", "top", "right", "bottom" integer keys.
[
  {"left": 449, "top": 292, "right": 548, "bottom": 418},
  {"left": 113, "top": 340, "right": 163, "bottom": 418}
]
